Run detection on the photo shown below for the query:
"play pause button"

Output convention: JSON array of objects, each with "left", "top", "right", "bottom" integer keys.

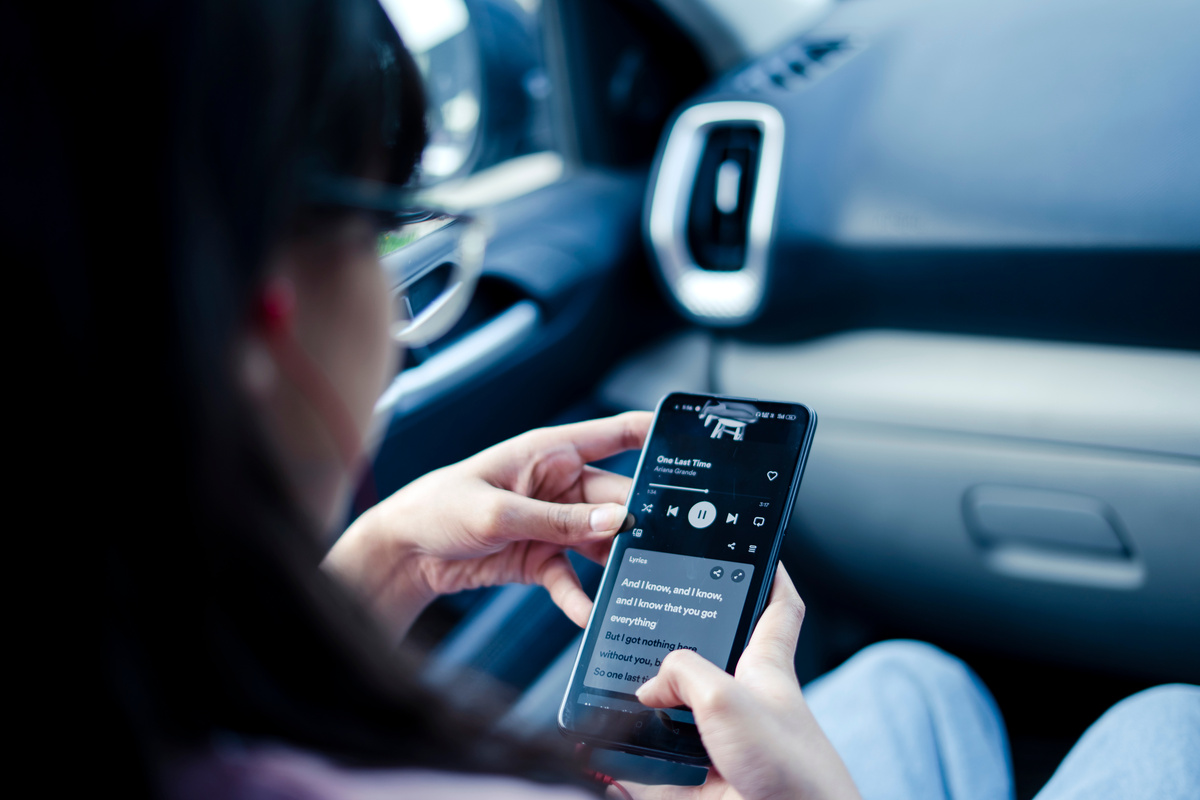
[{"left": 688, "top": 501, "right": 717, "bottom": 529}]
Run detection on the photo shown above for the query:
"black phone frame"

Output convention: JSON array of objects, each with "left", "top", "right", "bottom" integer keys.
[{"left": 557, "top": 391, "right": 817, "bottom": 765}]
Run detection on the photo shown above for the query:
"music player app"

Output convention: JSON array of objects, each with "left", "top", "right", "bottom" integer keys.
[{"left": 576, "top": 394, "right": 810, "bottom": 702}]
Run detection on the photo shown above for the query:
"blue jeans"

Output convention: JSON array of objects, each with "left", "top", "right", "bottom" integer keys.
[{"left": 804, "top": 641, "right": 1200, "bottom": 800}]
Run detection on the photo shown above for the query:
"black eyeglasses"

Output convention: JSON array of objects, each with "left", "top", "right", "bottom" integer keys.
[{"left": 305, "top": 174, "right": 487, "bottom": 347}]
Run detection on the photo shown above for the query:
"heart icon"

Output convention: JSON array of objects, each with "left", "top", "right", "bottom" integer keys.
[{"left": 767, "top": 471, "right": 779, "bottom": 481}]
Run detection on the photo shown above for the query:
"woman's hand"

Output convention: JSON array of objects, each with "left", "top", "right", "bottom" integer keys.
[
  {"left": 630, "top": 566, "right": 861, "bottom": 800},
  {"left": 323, "top": 411, "right": 651, "bottom": 641}
]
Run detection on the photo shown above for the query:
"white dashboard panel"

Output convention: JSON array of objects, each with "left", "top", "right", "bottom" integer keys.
[{"left": 600, "top": 329, "right": 1200, "bottom": 679}]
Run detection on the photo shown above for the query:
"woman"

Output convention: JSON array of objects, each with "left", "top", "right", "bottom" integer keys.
[{"left": 11, "top": 0, "right": 1196, "bottom": 798}]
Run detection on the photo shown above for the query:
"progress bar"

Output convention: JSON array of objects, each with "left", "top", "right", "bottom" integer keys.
[{"left": 649, "top": 483, "right": 709, "bottom": 493}]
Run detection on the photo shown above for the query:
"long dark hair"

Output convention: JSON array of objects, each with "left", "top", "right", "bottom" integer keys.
[{"left": 7, "top": 0, "right": 589, "bottom": 794}]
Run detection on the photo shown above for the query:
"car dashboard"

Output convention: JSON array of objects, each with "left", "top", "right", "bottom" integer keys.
[{"left": 372, "top": 0, "right": 1199, "bottom": 790}]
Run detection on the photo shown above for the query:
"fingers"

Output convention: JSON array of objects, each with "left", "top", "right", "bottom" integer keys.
[
  {"left": 573, "top": 536, "right": 614, "bottom": 566},
  {"left": 535, "top": 553, "right": 592, "bottom": 627},
  {"left": 531, "top": 411, "right": 652, "bottom": 465},
  {"left": 635, "top": 649, "right": 786, "bottom": 797},
  {"left": 577, "top": 466, "right": 634, "bottom": 506},
  {"left": 636, "top": 566, "right": 804, "bottom": 706},
  {"left": 467, "top": 414, "right": 644, "bottom": 507},
  {"left": 492, "top": 492, "right": 627, "bottom": 546},
  {"left": 739, "top": 563, "right": 806, "bottom": 675},
  {"left": 614, "top": 782, "right": 696, "bottom": 800}
]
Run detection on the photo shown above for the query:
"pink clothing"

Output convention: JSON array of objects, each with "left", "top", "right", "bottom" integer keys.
[{"left": 168, "top": 744, "right": 595, "bottom": 800}]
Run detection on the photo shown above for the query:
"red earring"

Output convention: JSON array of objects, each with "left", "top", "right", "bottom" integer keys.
[{"left": 257, "top": 277, "right": 296, "bottom": 335}]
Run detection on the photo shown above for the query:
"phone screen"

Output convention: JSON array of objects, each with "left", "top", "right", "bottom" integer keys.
[{"left": 559, "top": 392, "right": 815, "bottom": 763}]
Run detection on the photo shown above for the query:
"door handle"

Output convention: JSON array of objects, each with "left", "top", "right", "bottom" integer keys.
[{"left": 374, "top": 299, "right": 541, "bottom": 420}]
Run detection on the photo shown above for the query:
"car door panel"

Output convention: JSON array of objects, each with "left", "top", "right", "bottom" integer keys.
[{"left": 370, "top": 169, "right": 674, "bottom": 498}]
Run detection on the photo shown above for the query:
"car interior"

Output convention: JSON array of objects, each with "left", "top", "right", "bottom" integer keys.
[{"left": 361, "top": 0, "right": 1199, "bottom": 795}]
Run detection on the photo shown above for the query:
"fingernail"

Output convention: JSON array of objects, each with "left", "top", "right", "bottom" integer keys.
[
  {"left": 636, "top": 678, "right": 657, "bottom": 697},
  {"left": 590, "top": 505, "right": 626, "bottom": 532}
]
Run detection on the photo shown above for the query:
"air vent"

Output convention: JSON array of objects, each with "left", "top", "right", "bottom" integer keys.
[
  {"left": 646, "top": 101, "right": 784, "bottom": 324},
  {"left": 686, "top": 125, "right": 762, "bottom": 271}
]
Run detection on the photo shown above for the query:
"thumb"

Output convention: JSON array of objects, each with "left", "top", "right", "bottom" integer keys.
[
  {"left": 635, "top": 649, "right": 766, "bottom": 786},
  {"left": 635, "top": 648, "right": 744, "bottom": 723}
]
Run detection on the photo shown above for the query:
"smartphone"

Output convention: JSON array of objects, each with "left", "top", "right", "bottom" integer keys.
[{"left": 558, "top": 392, "right": 817, "bottom": 764}]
